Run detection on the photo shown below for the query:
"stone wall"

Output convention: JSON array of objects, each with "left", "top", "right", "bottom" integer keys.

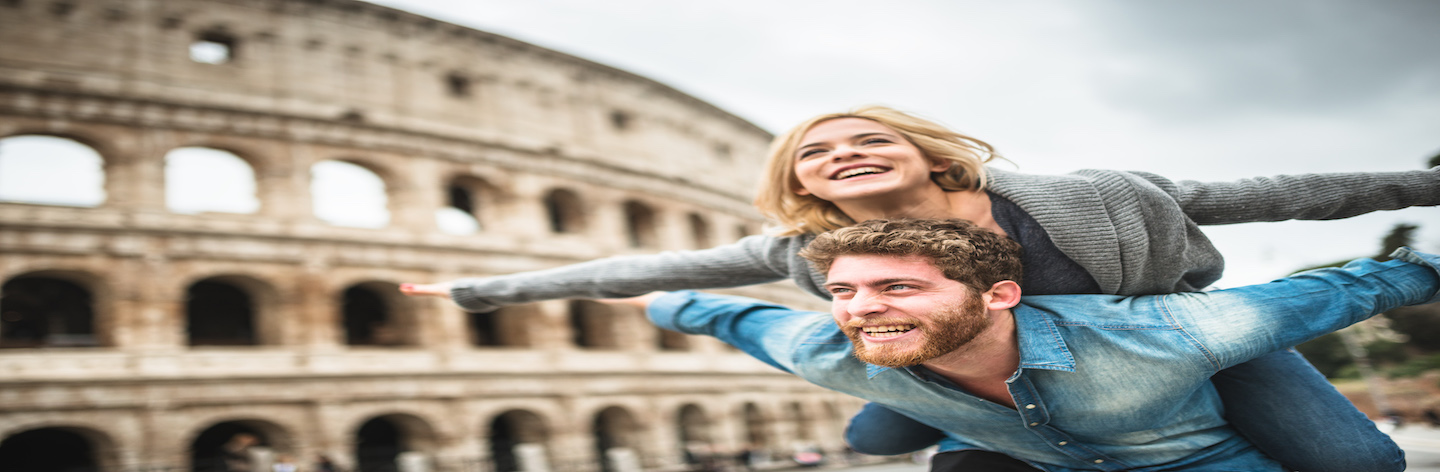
[{"left": 0, "top": 1, "right": 859, "bottom": 471}]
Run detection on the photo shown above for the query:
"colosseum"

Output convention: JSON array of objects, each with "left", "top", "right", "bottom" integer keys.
[{"left": 0, "top": 0, "right": 865, "bottom": 471}]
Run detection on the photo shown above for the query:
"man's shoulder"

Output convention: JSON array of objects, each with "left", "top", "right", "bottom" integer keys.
[{"left": 1017, "top": 294, "right": 1176, "bottom": 328}]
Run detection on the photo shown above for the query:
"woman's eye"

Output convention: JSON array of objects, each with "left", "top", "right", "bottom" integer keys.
[
  {"left": 798, "top": 148, "right": 826, "bottom": 159},
  {"left": 862, "top": 138, "right": 892, "bottom": 145}
]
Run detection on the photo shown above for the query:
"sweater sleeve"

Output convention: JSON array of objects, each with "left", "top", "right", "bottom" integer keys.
[
  {"left": 1134, "top": 168, "right": 1440, "bottom": 225},
  {"left": 449, "top": 234, "right": 803, "bottom": 312}
]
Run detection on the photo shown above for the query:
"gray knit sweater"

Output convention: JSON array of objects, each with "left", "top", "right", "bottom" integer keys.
[{"left": 451, "top": 168, "right": 1440, "bottom": 312}]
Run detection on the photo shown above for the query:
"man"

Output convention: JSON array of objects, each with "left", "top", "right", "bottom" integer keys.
[{"left": 614, "top": 219, "right": 1439, "bottom": 471}]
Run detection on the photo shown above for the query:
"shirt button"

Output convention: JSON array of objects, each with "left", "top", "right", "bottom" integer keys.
[
  {"left": 1057, "top": 441, "right": 1067, "bottom": 446},
  {"left": 1029, "top": 422, "right": 1038, "bottom": 426},
  {"left": 1093, "top": 459, "right": 1104, "bottom": 464},
  {"left": 1025, "top": 404, "right": 1036, "bottom": 409}
]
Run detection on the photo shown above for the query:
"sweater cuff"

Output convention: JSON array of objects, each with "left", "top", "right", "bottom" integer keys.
[{"left": 450, "top": 281, "right": 500, "bottom": 313}]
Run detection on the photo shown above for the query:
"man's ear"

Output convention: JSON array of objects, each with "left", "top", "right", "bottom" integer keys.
[{"left": 981, "top": 280, "right": 1021, "bottom": 310}]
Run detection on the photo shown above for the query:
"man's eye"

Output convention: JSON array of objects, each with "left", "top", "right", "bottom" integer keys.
[
  {"left": 886, "top": 284, "right": 914, "bottom": 291},
  {"left": 828, "top": 287, "right": 854, "bottom": 295}
]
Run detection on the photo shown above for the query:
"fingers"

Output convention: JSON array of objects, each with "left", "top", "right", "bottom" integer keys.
[{"left": 399, "top": 282, "right": 453, "bottom": 298}]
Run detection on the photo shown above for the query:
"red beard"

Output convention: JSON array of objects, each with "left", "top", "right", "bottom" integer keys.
[{"left": 842, "top": 294, "right": 989, "bottom": 368}]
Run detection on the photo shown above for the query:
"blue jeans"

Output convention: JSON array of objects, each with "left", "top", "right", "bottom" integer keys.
[{"left": 845, "top": 350, "right": 1405, "bottom": 472}]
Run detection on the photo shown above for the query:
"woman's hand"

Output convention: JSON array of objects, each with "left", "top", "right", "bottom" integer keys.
[{"left": 399, "top": 282, "right": 453, "bottom": 298}]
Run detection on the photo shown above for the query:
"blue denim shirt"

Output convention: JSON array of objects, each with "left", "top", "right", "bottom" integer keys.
[{"left": 647, "top": 249, "right": 1440, "bottom": 472}]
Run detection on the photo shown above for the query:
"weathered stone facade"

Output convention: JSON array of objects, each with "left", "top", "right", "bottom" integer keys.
[{"left": 0, "top": 1, "right": 860, "bottom": 471}]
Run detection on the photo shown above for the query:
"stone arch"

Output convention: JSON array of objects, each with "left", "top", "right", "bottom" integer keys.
[
  {"left": 164, "top": 146, "right": 261, "bottom": 215},
  {"left": 472, "top": 304, "right": 534, "bottom": 348},
  {"left": 1, "top": 271, "right": 101, "bottom": 348},
  {"left": 0, "top": 134, "right": 107, "bottom": 207},
  {"left": 657, "top": 327, "right": 689, "bottom": 351},
  {"left": 568, "top": 300, "right": 618, "bottom": 349},
  {"left": 686, "top": 212, "right": 712, "bottom": 249},
  {"left": 542, "top": 187, "right": 586, "bottom": 234},
  {"left": 785, "top": 401, "right": 814, "bottom": 442},
  {"left": 593, "top": 406, "right": 643, "bottom": 472},
  {"left": 487, "top": 409, "right": 550, "bottom": 472},
  {"left": 740, "top": 402, "right": 770, "bottom": 450},
  {"left": 310, "top": 159, "right": 392, "bottom": 228},
  {"left": 182, "top": 274, "right": 280, "bottom": 346},
  {"left": 352, "top": 413, "right": 439, "bottom": 472},
  {"left": 0, "top": 424, "right": 116, "bottom": 472},
  {"left": 675, "top": 404, "right": 713, "bottom": 467},
  {"left": 185, "top": 418, "right": 295, "bottom": 472},
  {"left": 622, "top": 200, "right": 658, "bottom": 249},
  {"left": 437, "top": 174, "right": 500, "bottom": 235},
  {"left": 338, "top": 280, "right": 417, "bottom": 347}
]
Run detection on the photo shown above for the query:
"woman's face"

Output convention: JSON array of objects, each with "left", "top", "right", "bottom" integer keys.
[{"left": 792, "top": 118, "right": 949, "bottom": 204}]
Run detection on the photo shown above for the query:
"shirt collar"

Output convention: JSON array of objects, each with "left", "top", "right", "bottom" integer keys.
[{"left": 863, "top": 304, "right": 1075, "bottom": 379}]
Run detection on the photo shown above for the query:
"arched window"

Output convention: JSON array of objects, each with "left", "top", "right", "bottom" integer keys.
[
  {"left": 185, "top": 279, "right": 256, "bottom": 346},
  {"left": 340, "top": 284, "right": 411, "bottom": 346},
  {"left": 1, "top": 275, "right": 97, "bottom": 348},
  {"left": 0, "top": 427, "right": 102, "bottom": 472},
  {"left": 788, "top": 402, "right": 813, "bottom": 441},
  {"left": 0, "top": 135, "right": 105, "bottom": 207},
  {"left": 189, "top": 421, "right": 283, "bottom": 472},
  {"left": 657, "top": 328, "right": 689, "bottom": 351},
  {"left": 165, "top": 147, "right": 259, "bottom": 214},
  {"left": 356, "top": 418, "right": 403, "bottom": 472},
  {"left": 354, "top": 414, "right": 436, "bottom": 472},
  {"left": 687, "top": 213, "right": 711, "bottom": 249},
  {"left": 311, "top": 160, "right": 389, "bottom": 228},
  {"left": 742, "top": 403, "right": 768, "bottom": 450},
  {"left": 471, "top": 304, "right": 533, "bottom": 348},
  {"left": 676, "top": 404, "right": 711, "bottom": 466},
  {"left": 543, "top": 188, "right": 585, "bottom": 234},
  {"left": 569, "top": 300, "right": 617, "bottom": 349},
  {"left": 623, "top": 201, "right": 658, "bottom": 249},
  {"left": 489, "top": 410, "right": 550, "bottom": 472},
  {"left": 594, "top": 407, "right": 641, "bottom": 472},
  {"left": 436, "top": 176, "right": 494, "bottom": 235}
]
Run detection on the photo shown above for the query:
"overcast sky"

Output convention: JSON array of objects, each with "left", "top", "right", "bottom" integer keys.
[{"left": 357, "top": 0, "right": 1440, "bottom": 288}]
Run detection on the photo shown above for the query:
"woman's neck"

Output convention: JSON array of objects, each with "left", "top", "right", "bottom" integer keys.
[{"left": 835, "top": 188, "right": 1003, "bottom": 235}]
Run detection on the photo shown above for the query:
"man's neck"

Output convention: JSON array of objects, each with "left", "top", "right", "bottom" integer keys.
[{"left": 921, "top": 310, "right": 1021, "bottom": 408}]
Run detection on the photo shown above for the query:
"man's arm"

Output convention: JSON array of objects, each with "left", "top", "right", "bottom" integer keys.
[
  {"left": 645, "top": 291, "right": 833, "bottom": 373},
  {"left": 1170, "top": 248, "right": 1440, "bottom": 370}
]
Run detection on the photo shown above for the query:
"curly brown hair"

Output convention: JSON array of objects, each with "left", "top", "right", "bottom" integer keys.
[{"left": 799, "top": 218, "right": 1023, "bottom": 293}]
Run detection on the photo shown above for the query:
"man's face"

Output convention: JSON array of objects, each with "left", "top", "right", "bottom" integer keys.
[{"left": 824, "top": 254, "right": 992, "bottom": 367}]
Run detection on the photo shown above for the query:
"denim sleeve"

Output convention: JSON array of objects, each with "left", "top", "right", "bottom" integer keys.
[
  {"left": 1165, "top": 248, "right": 1440, "bottom": 370},
  {"left": 648, "top": 291, "right": 828, "bottom": 373}
]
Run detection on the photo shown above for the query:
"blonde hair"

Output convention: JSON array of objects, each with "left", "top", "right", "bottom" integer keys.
[{"left": 754, "top": 106, "right": 1001, "bottom": 236}]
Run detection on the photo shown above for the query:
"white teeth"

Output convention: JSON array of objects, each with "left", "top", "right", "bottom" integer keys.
[
  {"left": 862, "top": 324, "right": 915, "bottom": 335},
  {"left": 834, "top": 167, "right": 887, "bottom": 180}
]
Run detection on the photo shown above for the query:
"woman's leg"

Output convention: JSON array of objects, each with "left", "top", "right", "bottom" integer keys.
[
  {"left": 844, "top": 402, "right": 946, "bottom": 455},
  {"left": 1214, "top": 349, "right": 1405, "bottom": 472}
]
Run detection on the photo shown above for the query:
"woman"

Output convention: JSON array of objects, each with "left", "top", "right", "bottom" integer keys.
[{"left": 406, "top": 106, "right": 1437, "bottom": 471}]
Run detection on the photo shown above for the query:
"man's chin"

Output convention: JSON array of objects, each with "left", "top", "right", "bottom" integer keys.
[{"left": 853, "top": 343, "right": 933, "bottom": 368}]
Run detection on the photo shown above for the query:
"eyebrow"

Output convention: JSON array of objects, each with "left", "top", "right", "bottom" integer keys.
[
  {"left": 797, "top": 132, "right": 897, "bottom": 152},
  {"left": 823, "top": 277, "right": 925, "bottom": 290}
]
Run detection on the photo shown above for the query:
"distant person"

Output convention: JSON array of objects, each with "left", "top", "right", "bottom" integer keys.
[
  {"left": 405, "top": 106, "right": 1439, "bottom": 471},
  {"left": 221, "top": 433, "right": 259, "bottom": 472},
  {"left": 609, "top": 219, "right": 1440, "bottom": 470}
]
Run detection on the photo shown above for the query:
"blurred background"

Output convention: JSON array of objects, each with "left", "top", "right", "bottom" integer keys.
[{"left": 1, "top": 0, "right": 1438, "bottom": 471}]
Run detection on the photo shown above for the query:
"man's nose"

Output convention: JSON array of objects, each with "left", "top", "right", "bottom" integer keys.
[{"left": 847, "top": 290, "right": 887, "bottom": 317}]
